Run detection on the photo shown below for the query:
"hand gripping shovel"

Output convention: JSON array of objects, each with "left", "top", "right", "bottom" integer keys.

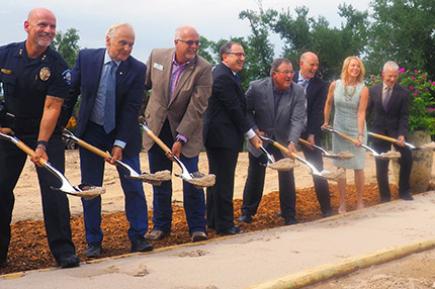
[
  {"left": 368, "top": 132, "right": 435, "bottom": 151},
  {"left": 258, "top": 145, "right": 296, "bottom": 171},
  {"left": 62, "top": 129, "right": 171, "bottom": 185},
  {"left": 323, "top": 127, "right": 401, "bottom": 160},
  {"left": 298, "top": 138, "right": 354, "bottom": 160},
  {"left": 0, "top": 131, "right": 104, "bottom": 199},
  {"left": 140, "top": 123, "right": 215, "bottom": 188},
  {"left": 260, "top": 136, "right": 344, "bottom": 181}
]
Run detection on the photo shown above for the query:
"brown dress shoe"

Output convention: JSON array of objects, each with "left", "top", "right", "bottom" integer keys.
[{"left": 145, "top": 229, "right": 169, "bottom": 241}]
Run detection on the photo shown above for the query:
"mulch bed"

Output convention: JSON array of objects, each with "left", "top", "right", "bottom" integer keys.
[{"left": 1, "top": 183, "right": 401, "bottom": 275}]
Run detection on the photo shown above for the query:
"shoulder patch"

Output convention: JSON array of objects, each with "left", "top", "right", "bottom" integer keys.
[{"left": 62, "top": 69, "right": 72, "bottom": 85}]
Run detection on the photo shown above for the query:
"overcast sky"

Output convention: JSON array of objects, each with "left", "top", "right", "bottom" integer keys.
[{"left": 1, "top": 0, "right": 371, "bottom": 63}]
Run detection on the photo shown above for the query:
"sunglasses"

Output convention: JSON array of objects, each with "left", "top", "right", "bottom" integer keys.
[{"left": 177, "top": 39, "right": 200, "bottom": 46}]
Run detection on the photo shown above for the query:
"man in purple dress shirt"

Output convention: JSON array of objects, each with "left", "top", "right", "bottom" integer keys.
[{"left": 143, "top": 26, "right": 212, "bottom": 242}]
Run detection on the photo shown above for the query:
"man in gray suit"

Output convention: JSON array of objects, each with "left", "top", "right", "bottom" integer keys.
[{"left": 239, "top": 58, "right": 306, "bottom": 225}]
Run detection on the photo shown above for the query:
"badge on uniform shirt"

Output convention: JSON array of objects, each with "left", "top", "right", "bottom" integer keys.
[
  {"left": 1, "top": 68, "right": 12, "bottom": 75},
  {"left": 39, "top": 67, "right": 51, "bottom": 81}
]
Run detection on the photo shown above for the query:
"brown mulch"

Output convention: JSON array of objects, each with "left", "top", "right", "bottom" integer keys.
[{"left": 1, "top": 183, "right": 400, "bottom": 275}]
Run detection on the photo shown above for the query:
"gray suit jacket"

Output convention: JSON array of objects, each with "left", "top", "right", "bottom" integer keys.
[
  {"left": 143, "top": 48, "right": 212, "bottom": 157},
  {"left": 246, "top": 77, "right": 306, "bottom": 157}
]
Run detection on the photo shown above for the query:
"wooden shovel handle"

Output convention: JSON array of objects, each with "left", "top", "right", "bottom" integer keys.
[
  {"left": 333, "top": 130, "right": 359, "bottom": 145},
  {"left": 369, "top": 132, "right": 397, "bottom": 144},
  {"left": 298, "top": 138, "right": 310, "bottom": 146},
  {"left": 144, "top": 127, "right": 172, "bottom": 155},
  {"left": 75, "top": 138, "right": 111, "bottom": 159},
  {"left": 270, "top": 140, "right": 297, "bottom": 159},
  {"left": 15, "top": 140, "right": 47, "bottom": 166}
]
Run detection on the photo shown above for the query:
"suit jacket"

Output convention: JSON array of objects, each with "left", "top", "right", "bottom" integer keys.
[
  {"left": 368, "top": 83, "right": 410, "bottom": 138},
  {"left": 143, "top": 48, "right": 212, "bottom": 158},
  {"left": 203, "top": 63, "right": 251, "bottom": 151},
  {"left": 245, "top": 77, "right": 306, "bottom": 156},
  {"left": 67, "top": 48, "right": 145, "bottom": 155},
  {"left": 293, "top": 72, "right": 328, "bottom": 138}
]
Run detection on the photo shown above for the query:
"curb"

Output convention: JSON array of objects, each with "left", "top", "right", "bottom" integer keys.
[{"left": 247, "top": 239, "right": 435, "bottom": 289}]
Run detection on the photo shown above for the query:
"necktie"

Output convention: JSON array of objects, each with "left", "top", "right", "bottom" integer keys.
[
  {"left": 298, "top": 78, "right": 309, "bottom": 91},
  {"left": 383, "top": 86, "right": 392, "bottom": 110},
  {"left": 104, "top": 61, "right": 117, "bottom": 133}
]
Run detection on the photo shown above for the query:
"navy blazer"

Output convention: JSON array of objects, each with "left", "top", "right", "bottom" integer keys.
[
  {"left": 368, "top": 83, "right": 410, "bottom": 138},
  {"left": 203, "top": 63, "right": 250, "bottom": 151},
  {"left": 66, "top": 48, "right": 145, "bottom": 155},
  {"left": 293, "top": 72, "right": 328, "bottom": 138}
]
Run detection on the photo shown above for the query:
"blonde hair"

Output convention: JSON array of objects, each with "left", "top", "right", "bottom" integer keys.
[{"left": 340, "top": 56, "right": 365, "bottom": 84}]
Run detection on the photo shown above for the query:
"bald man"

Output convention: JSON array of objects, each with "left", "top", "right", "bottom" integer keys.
[
  {"left": 65, "top": 23, "right": 152, "bottom": 257},
  {"left": 144, "top": 26, "right": 212, "bottom": 242},
  {"left": 0, "top": 8, "right": 79, "bottom": 268},
  {"left": 294, "top": 52, "right": 332, "bottom": 217}
]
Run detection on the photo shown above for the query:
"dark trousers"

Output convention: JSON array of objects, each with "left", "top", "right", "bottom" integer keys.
[
  {"left": 373, "top": 139, "right": 413, "bottom": 199},
  {"left": 0, "top": 134, "right": 76, "bottom": 263},
  {"left": 80, "top": 122, "right": 148, "bottom": 245},
  {"left": 300, "top": 144, "right": 332, "bottom": 215},
  {"left": 148, "top": 120, "right": 206, "bottom": 234},
  {"left": 241, "top": 145, "right": 296, "bottom": 220},
  {"left": 206, "top": 147, "right": 240, "bottom": 231}
]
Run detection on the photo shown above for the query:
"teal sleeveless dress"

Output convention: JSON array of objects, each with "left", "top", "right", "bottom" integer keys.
[{"left": 332, "top": 80, "right": 367, "bottom": 169}]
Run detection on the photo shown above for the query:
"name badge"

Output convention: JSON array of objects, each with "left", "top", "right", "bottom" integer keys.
[{"left": 153, "top": 62, "right": 163, "bottom": 71}]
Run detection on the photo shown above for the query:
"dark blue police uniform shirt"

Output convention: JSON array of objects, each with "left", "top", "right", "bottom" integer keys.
[{"left": 0, "top": 41, "right": 70, "bottom": 133}]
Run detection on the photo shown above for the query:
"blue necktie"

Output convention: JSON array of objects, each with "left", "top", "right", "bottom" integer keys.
[{"left": 104, "top": 61, "right": 117, "bottom": 133}]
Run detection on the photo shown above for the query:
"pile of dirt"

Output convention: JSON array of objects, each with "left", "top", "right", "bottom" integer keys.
[{"left": 1, "top": 183, "right": 400, "bottom": 275}]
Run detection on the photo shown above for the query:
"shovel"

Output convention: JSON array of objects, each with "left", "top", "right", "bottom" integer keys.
[
  {"left": 260, "top": 136, "right": 344, "bottom": 181},
  {"left": 0, "top": 131, "right": 104, "bottom": 199},
  {"left": 258, "top": 145, "right": 296, "bottom": 171},
  {"left": 323, "top": 127, "right": 401, "bottom": 160},
  {"left": 368, "top": 132, "right": 435, "bottom": 150},
  {"left": 62, "top": 129, "right": 170, "bottom": 185},
  {"left": 298, "top": 138, "right": 354, "bottom": 159},
  {"left": 140, "top": 123, "right": 215, "bottom": 188}
]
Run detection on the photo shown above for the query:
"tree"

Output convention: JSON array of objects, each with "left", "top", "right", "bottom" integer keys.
[
  {"left": 366, "top": 0, "right": 435, "bottom": 78},
  {"left": 51, "top": 28, "right": 80, "bottom": 67}
]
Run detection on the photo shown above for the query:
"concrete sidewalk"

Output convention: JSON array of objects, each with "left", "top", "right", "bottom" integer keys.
[{"left": 2, "top": 191, "right": 435, "bottom": 289}]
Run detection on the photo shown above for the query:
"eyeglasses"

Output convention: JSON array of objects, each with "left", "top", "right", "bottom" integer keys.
[
  {"left": 177, "top": 39, "right": 200, "bottom": 46},
  {"left": 275, "top": 70, "right": 294, "bottom": 75},
  {"left": 228, "top": 52, "right": 245, "bottom": 57}
]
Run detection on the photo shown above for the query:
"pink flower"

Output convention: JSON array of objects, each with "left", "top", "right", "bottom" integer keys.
[
  {"left": 409, "top": 85, "right": 414, "bottom": 91},
  {"left": 427, "top": 107, "right": 435, "bottom": 113},
  {"left": 399, "top": 67, "right": 406, "bottom": 73},
  {"left": 413, "top": 92, "right": 418, "bottom": 96},
  {"left": 432, "top": 81, "right": 435, "bottom": 86},
  {"left": 411, "top": 76, "right": 416, "bottom": 80}
]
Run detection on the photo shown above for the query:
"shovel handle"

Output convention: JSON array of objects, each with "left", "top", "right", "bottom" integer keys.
[
  {"left": 15, "top": 140, "right": 48, "bottom": 166},
  {"left": 368, "top": 132, "right": 397, "bottom": 144},
  {"left": 270, "top": 140, "right": 297, "bottom": 159},
  {"left": 333, "top": 130, "right": 359, "bottom": 145},
  {"left": 143, "top": 126, "right": 172, "bottom": 155},
  {"left": 75, "top": 138, "right": 111, "bottom": 159},
  {"left": 298, "top": 138, "right": 310, "bottom": 146}
]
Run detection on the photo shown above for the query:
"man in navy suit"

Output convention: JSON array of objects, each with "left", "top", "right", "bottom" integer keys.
[
  {"left": 203, "top": 41, "right": 262, "bottom": 235},
  {"left": 368, "top": 61, "right": 413, "bottom": 202},
  {"left": 65, "top": 23, "right": 152, "bottom": 257},
  {"left": 293, "top": 52, "right": 332, "bottom": 217}
]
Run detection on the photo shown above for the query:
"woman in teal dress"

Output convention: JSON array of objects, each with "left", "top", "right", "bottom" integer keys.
[{"left": 323, "top": 56, "right": 369, "bottom": 213}]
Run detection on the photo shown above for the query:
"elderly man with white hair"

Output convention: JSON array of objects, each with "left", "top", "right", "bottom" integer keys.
[
  {"left": 368, "top": 61, "right": 413, "bottom": 202},
  {"left": 65, "top": 23, "right": 152, "bottom": 257}
]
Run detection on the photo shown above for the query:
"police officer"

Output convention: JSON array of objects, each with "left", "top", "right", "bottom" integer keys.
[{"left": 0, "top": 8, "right": 79, "bottom": 268}]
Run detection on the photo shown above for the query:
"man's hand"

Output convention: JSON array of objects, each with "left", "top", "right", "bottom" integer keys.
[
  {"left": 171, "top": 141, "right": 183, "bottom": 159},
  {"left": 306, "top": 134, "right": 315, "bottom": 150},
  {"left": 0, "top": 127, "right": 13, "bottom": 135},
  {"left": 107, "top": 146, "right": 123, "bottom": 165},
  {"left": 397, "top": 135, "right": 405, "bottom": 147},
  {"left": 255, "top": 129, "right": 265, "bottom": 137},
  {"left": 287, "top": 142, "right": 297, "bottom": 156},
  {"left": 31, "top": 146, "right": 48, "bottom": 167},
  {"left": 249, "top": 135, "right": 262, "bottom": 150}
]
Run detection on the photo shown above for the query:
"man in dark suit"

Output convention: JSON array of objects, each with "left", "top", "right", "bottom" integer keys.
[
  {"left": 368, "top": 61, "right": 413, "bottom": 201},
  {"left": 203, "top": 41, "right": 262, "bottom": 235},
  {"left": 66, "top": 23, "right": 152, "bottom": 257},
  {"left": 239, "top": 58, "right": 306, "bottom": 225},
  {"left": 293, "top": 52, "right": 332, "bottom": 216}
]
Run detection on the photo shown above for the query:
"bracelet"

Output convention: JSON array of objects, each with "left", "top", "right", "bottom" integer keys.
[{"left": 36, "top": 140, "right": 48, "bottom": 151}]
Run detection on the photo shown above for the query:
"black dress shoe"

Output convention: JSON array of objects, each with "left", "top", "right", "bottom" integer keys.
[
  {"left": 131, "top": 237, "right": 153, "bottom": 252},
  {"left": 145, "top": 229, "right": 170, "bottom": 241},
  {"left": 238, "top": 214, "right": 253, "bottom": 224},
  {"left": 321, "top": 209, "right": 333, "bottom": 218},
  {"left": 399, "top": 194, "right": 414, "bottom": 201},
  {"left": 191, "top": 231, "right": 208, "bottom": 242},
  {"left": 284, "top": 217, "right": 298, "bottom": 225},
  {"left": 380, "top": 196, "right": 391, "bottom": 203},
  {"left": 58, "top": 255, "right": 80, "bottom": 268},
  {"left": 86, "top": 244, "right": 102, "bottom": 258},
  {"left": 217, "top": 226, "right": 240, "bottom": 235},
  {"left": 0, "top": 259, "right": 7, "bottom": 268}
]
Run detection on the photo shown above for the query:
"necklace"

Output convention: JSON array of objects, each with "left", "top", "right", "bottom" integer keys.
[{"left": 344, "top": 85, "right": 357, "bottom": 101}]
